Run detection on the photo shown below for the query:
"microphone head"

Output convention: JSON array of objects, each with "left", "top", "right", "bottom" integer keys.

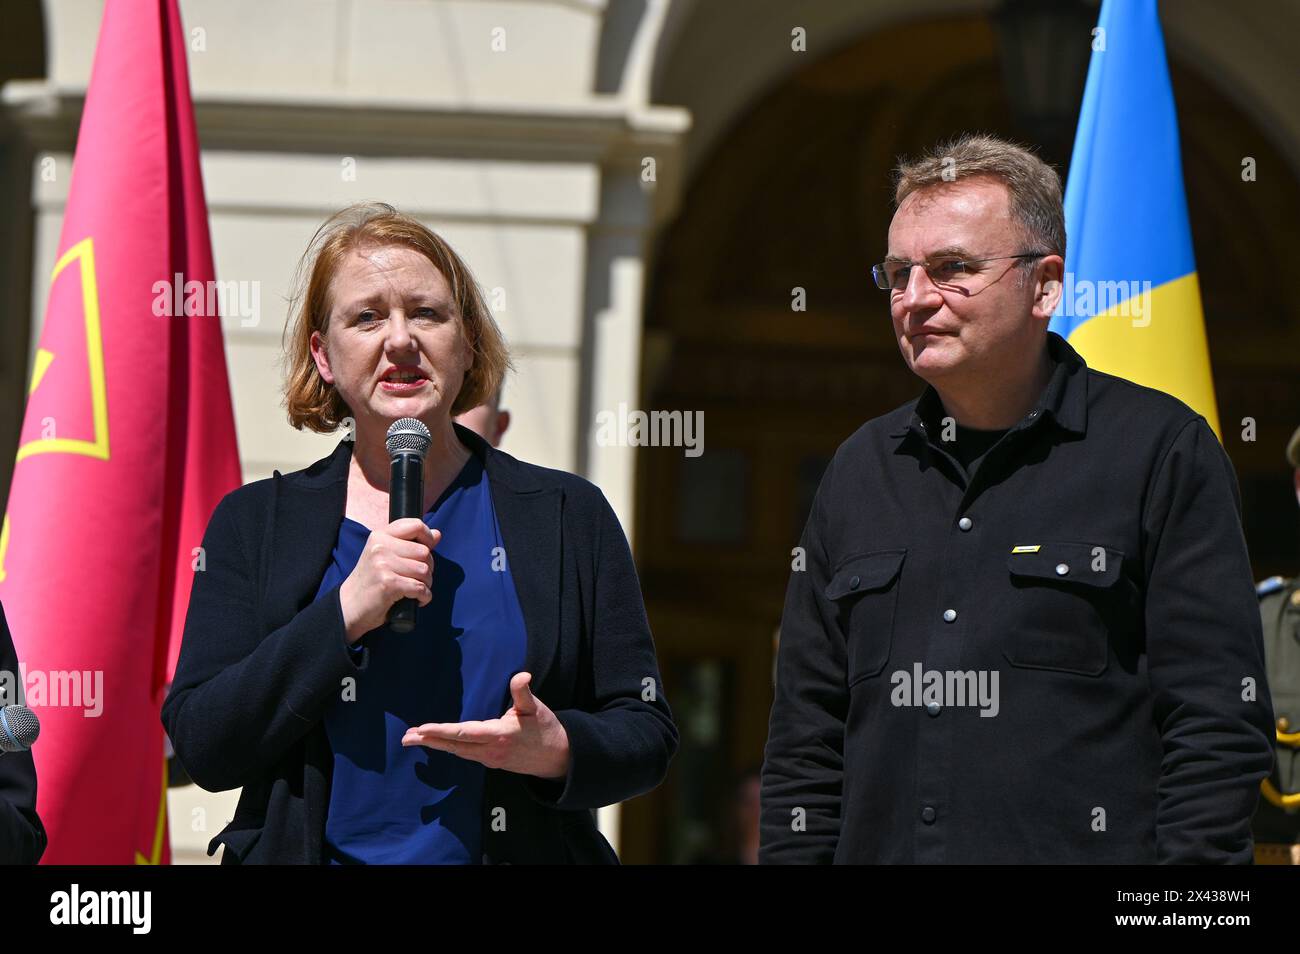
[
  {"left": 385, "top": 418, "right": 432, "bottom": 460},
  {"left": 0, "top": 705, "right": 40, "bottom": 753}
]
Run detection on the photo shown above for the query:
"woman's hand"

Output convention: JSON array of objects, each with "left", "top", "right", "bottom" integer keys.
[
  {"left": 400, "top": 672, "right": 572, "bottom": 781},
  {"left": 338, "top": 517, "right": 441, "bottom": 642}
]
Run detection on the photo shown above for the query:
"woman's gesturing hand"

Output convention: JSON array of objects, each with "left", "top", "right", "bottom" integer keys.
[
  {"left": 338, "top": 517, "right": 441, "bottom": 643},
  {"left": 400, "top": 672, "right": 573, "bottom": 781}
]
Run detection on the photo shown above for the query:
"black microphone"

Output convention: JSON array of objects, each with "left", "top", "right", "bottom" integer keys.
[
  {"left": 385, "top": 417, "right": 432, "bottom": 633},
  {"left": 0, "top": 705, "right": 39, "bottom": 755}
]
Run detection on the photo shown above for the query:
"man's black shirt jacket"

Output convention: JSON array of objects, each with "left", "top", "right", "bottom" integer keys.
[{"left": 760, "top": 332, "right": 1275, "bottom": 864}]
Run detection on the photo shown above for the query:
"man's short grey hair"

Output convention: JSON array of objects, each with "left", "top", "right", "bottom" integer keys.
[{"left": 893, "top": 133, "right": 1066, "bottom": 260}]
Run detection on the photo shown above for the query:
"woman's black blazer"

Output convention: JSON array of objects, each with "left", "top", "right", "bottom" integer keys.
[{"left": 161, "top": 424, "right": 677, "bottom": 864}]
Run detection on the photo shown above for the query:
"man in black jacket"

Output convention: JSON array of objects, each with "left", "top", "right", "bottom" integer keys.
[
  {"left": 0, "top": 601, "right": 46, "bottom": 864},
  {"left": 760, "top": 134, "right": 1274, "bottom": 864}
]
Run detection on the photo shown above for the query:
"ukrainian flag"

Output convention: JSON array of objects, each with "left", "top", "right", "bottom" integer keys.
[{"left": 1049, "top": 0, "right": 1220, "bottom": 436}]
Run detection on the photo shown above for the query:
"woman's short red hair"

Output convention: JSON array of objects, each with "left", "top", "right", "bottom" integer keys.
[{"left": 281, "top": 202, "right": 511, "bottom": 433}]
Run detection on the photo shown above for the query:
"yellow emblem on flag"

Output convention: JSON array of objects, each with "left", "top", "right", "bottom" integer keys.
[{"left": 16, "top": 236, "right": 111, "bottom": 463}]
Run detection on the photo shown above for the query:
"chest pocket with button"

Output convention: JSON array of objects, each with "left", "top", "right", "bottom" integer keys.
[
  {"left": 1002, "top": 542, "right": 1128, "bottom": 676},
  {"left": 825, "top": 549, "right": 906, "bottom": 686}
]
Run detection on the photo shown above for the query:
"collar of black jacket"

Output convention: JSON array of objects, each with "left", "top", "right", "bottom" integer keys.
[
  {"left": 278, "top": 421, "right": 547, "bottom": 493},
  {"left": 891, "top": 330, "right": 1088, "bottom": 442}
]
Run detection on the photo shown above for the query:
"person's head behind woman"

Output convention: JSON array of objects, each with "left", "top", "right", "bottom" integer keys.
[{"left": 281, "top": 202, "right": 510, "bottom": 445}]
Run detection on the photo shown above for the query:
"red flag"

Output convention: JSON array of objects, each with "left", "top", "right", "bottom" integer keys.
[{"left": 0, "top": 0, "right": 240, "bottom": 863}]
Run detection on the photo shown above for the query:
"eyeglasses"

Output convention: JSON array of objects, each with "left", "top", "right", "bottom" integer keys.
[{"left": 871, "top": 253, "right": 1047, "bottom": 291}]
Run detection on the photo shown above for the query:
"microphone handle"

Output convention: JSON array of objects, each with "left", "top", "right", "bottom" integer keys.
[{"left": 386, "top": 451, "right": 424, "bottom": 633}]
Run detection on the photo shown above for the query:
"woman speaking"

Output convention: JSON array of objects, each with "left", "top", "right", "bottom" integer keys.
[{"left": 162, "top": 203, "right": 677, "bottom": 864}]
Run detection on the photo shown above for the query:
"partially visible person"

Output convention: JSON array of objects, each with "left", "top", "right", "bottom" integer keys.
[
  {"left": 455, "top": 385, "right": 511, "bottom": 447},
  {"left": 1252, "top": 424, "right": 1300, "bottom": 865},
  {"left": 0, "top": 601, "right": 46, "bottom": 864}
]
